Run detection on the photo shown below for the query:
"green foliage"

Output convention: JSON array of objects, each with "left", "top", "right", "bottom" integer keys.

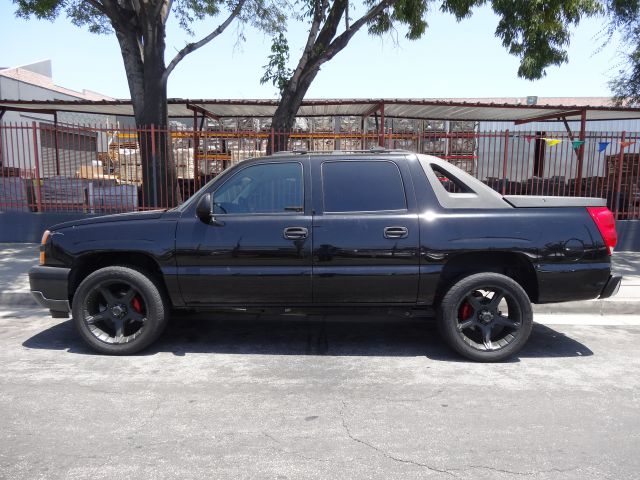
[
  {"left": 13, "top": 0, "right": 285, "bottom": 38},
  {"left": 605, "top": 0, "right": 640, "bottom": 105},
  {"left": 173, "top": 0, "right": 222, "bottom": 35},
  {"left": 260, "top": 32, "right": 293, "bottom": 94},
  {"left": 367, "top": 0, "right": 428, "bottom": 39},
  {"left": 443, "top": 0, "right": 601, "bottom": 80},
  {"left": 15, "top": 0, "right": 111, "bottom": 33},
  {"left": 492, "top": 0, "right": 601, "bottom": 79},
  {"left": 14, "top": 0, "right": 65, "bottom": 20}
]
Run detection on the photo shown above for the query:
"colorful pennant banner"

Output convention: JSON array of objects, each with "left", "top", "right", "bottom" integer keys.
[
  {"left": 505, "top": 136, "right": 635, "bottom": 153},
  {"left": 542, "top": 138, "right": 562, "bottom": 147}
]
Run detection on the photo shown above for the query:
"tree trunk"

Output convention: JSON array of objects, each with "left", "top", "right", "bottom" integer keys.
[
  {"left": 115, "top": 17, "right": 179, "bottom": 208},
  {"left": 136, "top": 76, "right": 179, "bottom": 208},
  {"left": 268, "top": 70, "right": 319, "bottom": 154}
]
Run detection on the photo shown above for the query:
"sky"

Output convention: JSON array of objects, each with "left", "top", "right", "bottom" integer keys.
[{"left": 0, "top": 2, "right": 626, "bottom": 101}]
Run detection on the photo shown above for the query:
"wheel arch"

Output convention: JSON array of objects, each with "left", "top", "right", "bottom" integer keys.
[
  {"left": 68, "top": 251, "right": 169, "bottom": 305},
  {"left": 435, "top": 251, "right": 538, "bottom": 304}
]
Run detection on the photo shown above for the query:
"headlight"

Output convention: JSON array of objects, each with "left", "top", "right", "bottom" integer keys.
[{"left": 39, "top": 230, "right": 50, "bottom": 265}]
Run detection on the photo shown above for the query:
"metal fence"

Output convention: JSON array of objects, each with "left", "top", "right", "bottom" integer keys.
[{"left": 1, "top": 122, "right": 638, "bottom": 219}]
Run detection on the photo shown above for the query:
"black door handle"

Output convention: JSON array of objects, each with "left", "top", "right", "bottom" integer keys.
[
  {"left": 283, "top": 227, "right": 308, "bottom": 239},
  {"left": 384, "top": 226, "right": 408, "bottom": 239}
]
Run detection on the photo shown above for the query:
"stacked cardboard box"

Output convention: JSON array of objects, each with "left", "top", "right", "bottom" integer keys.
[{"left": 40, "top": 176, "right": 86, "bottom": 211}]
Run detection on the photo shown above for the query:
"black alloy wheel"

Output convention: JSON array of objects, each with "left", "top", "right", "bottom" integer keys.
[
  {"left": 437, "top": 272, "right": 533, "bottom": 362},
  {"left": 72, "top": 266, "right": 168, "bottom": 355},
  {"left": 83, "top": 281, "right": 147, "bottom": 344}
]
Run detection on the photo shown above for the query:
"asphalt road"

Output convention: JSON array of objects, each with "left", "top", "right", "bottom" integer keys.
[{"left": 1, "top": 308, "right": 640, "bottom": 480}]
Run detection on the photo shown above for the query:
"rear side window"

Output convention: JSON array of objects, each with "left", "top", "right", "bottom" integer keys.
[{"left": 322, "top": 161, "right": 407, "bottom": 213}]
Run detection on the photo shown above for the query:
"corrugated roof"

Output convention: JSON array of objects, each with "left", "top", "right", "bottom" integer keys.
[{"left": 1, "top": 98, "right": 639, "bottom": 122}]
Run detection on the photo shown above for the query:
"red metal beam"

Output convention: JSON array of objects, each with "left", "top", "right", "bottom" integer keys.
[
  {"left": 514, "top": 110, "right": 584, "bottom": 125},
  {"left": 53, "top": 111, "right": 60, "bottom": 176},
  {"left": 575, "top": 109, "right": 587, "bottom": 195},
  {"left": 361, "top": 103, "right": 383, "bottom": 118},
  {"left": 186, "top": 103, "right": 220, "bottom": 121},
  {"left": 378, "top": 103, "right": 385, "bottom": 147}
]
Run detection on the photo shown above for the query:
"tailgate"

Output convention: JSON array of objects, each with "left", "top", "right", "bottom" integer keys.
[{"left": 503, "top": 195, "right": 606, "bottom": 208}]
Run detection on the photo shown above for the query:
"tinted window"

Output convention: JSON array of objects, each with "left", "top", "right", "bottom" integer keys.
[
  {"left": 214, "top": 162, "right": 303, "bottom": 214},
  {"left": 322, "top": 161, "right": 407, "bottom": 212}
]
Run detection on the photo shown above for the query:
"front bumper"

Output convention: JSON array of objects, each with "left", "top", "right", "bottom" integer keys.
[
  {"left": 29, "top": 266, "right": 71, "bottom": 313},
  {"left": 599, "top": 274, "right": 622, "bottom": 299}
]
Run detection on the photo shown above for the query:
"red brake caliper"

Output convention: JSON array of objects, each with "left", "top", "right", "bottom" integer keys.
[
  {"left": 459, "top": 302, "right": 472, "bottom": 321},
  {"left": 131, "top": 296, "right": 143, "bottom": 313}
]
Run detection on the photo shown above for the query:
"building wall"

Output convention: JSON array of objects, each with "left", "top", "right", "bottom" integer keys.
[
  {"left": 0, "top": 76, "right": 115, "bottom": 172},
  {"left": 475, "top": 120, "right": 640, "bottom": 182}
]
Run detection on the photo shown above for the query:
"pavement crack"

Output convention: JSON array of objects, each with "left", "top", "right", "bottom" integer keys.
[
  {"left": 466, "top": 465, "right": 577, "bottom": 476},
  {"left": 339, "top": 401, "right": 456, "bottom": 476},
  {"left": 262, "top": 432, "right": 331, "bottom": 463}
]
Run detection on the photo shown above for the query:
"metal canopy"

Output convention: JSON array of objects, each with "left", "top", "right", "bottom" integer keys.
[{"left": 1, "top": 98, "right": 640, "bottom": 122}]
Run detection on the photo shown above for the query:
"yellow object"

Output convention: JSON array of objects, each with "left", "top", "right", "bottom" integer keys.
[
  {"left": 542, "top": 138, "right": 562, "bottom": 147},
  {"left": 39, "top": 230, "right": 50, "bottom": 265}
]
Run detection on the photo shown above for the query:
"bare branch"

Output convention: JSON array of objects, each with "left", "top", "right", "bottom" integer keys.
[
  {"left": 289, "top": 0, "right": 328, "bottom": 89},
  {"left": 304, "top": 0, "right": 397, "bottom": 77},
  {"left": 163, "top": 0, "right": 247, "bottom": 81},
  {"left": 85, "top": 0, "right": 108, "bottom": 16}
]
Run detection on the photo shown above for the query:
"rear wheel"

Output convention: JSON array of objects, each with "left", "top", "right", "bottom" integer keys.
[
  {"left": 72, "top": 266, "right": 168, "bottom": 355},
  {"left": 437, "top": 272, "right": 533, "bottom": 362}
]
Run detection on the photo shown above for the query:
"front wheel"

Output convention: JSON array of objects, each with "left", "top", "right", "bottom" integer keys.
[
  {"left": 72, "top": 266, "right": 168, "bottom": 355},
  {"left": 437, "top": 273, "right": 533, "bottom": 362}
]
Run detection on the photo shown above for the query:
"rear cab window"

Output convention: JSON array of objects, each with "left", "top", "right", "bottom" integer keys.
[{"left": 321, "top": 160, "right": 407, "bottom": 213}]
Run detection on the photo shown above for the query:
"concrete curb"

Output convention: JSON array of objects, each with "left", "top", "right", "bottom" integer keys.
[
  {"left": 0, "top": 292, "right": 39, "bottom": 308},
  {"left": 533, "top": 300, "right": 640, "bottom": 316}
]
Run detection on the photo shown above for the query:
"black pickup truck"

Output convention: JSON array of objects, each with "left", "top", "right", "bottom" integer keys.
[{"left": 29, "top": 151, "right": 621, "bottom": 361}]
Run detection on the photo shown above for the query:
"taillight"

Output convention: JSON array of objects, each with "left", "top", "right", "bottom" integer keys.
[{"left": 587, "top": 207, "right": 617, "bottom": 255}]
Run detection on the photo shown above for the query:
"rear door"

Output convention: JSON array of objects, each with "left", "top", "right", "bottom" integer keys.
[{"left": 311, "top": 157, "right": 420, "bottom": 304}]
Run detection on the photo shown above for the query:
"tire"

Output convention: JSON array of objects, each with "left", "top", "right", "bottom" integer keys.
[
  {"left": 437, "top": 272, "right": 533, "bottom": 362},
  {"left": 72, "top": 266, "right": 169, "bottom": 355}
]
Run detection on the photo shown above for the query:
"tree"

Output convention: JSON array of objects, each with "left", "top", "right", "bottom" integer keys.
[
  {"left": 14, "top": 0, "right": 283, "bottom": 206},
  {"left": 261, "top": 0, "right": 601, "bottom": 152},
  {"left": 604, "top": 0, "right": 640, "bottom": 106}
]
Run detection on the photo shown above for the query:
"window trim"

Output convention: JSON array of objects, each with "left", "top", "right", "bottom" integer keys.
[
  {"left": 320, "top": 160, "right": 408, "bottom": 214},
  {"left": 212, "top": 160, "right": 305, "bottom": 216}
]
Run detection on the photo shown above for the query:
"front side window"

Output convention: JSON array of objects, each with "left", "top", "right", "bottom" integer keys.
[
  {"left": 322, "top": 161, "right": 407, "bottom": 213},
  {"left": 213, "top": 162, "right": 303, "bottom": 214}
]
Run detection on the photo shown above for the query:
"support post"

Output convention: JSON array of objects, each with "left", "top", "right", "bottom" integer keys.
[
  {"left": 193, "top": 110, "right": 200, "bottom": 190},
  {"left": 614, "top": 131, "right": 627, "bottom": 219},
  {"left": 378, "top": 103, "right": 385, "bottom": 147},
  {"left": 502, "top": 130, "right": 509, "bottom": 195},
  {"left": 53, "top": 112, "right": 60, "bottom": 175},
  {"left": 575, "top": 109, "right": 587, "bottom": 196},
  {"left": 31, "top": 121, "right": 42, "bottom": 212},
  {"left": 0, "top": 109, "right": 5, "bottom": 168},
  {"left": 150, "top": 124, "right": 158, "bottom": 207},
  {"left": 270, "top": 128, "right": 275, "bottom": 154}
]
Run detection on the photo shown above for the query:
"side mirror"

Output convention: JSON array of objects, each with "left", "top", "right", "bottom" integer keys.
[
  {"left": 196, "top": 193, "right": 224, "bottom": 226},
  {"left": 196, "top": 193, "right": 213, "bottom": 223}
]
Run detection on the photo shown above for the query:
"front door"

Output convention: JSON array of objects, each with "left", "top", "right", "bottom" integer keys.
[{"left": 176, "top": 160, "right": 312, "bottom": 305}]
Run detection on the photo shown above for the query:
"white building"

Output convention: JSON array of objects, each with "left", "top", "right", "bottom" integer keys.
[{"left": 0, "top": 60, "right": 116, "bottom": 176}]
